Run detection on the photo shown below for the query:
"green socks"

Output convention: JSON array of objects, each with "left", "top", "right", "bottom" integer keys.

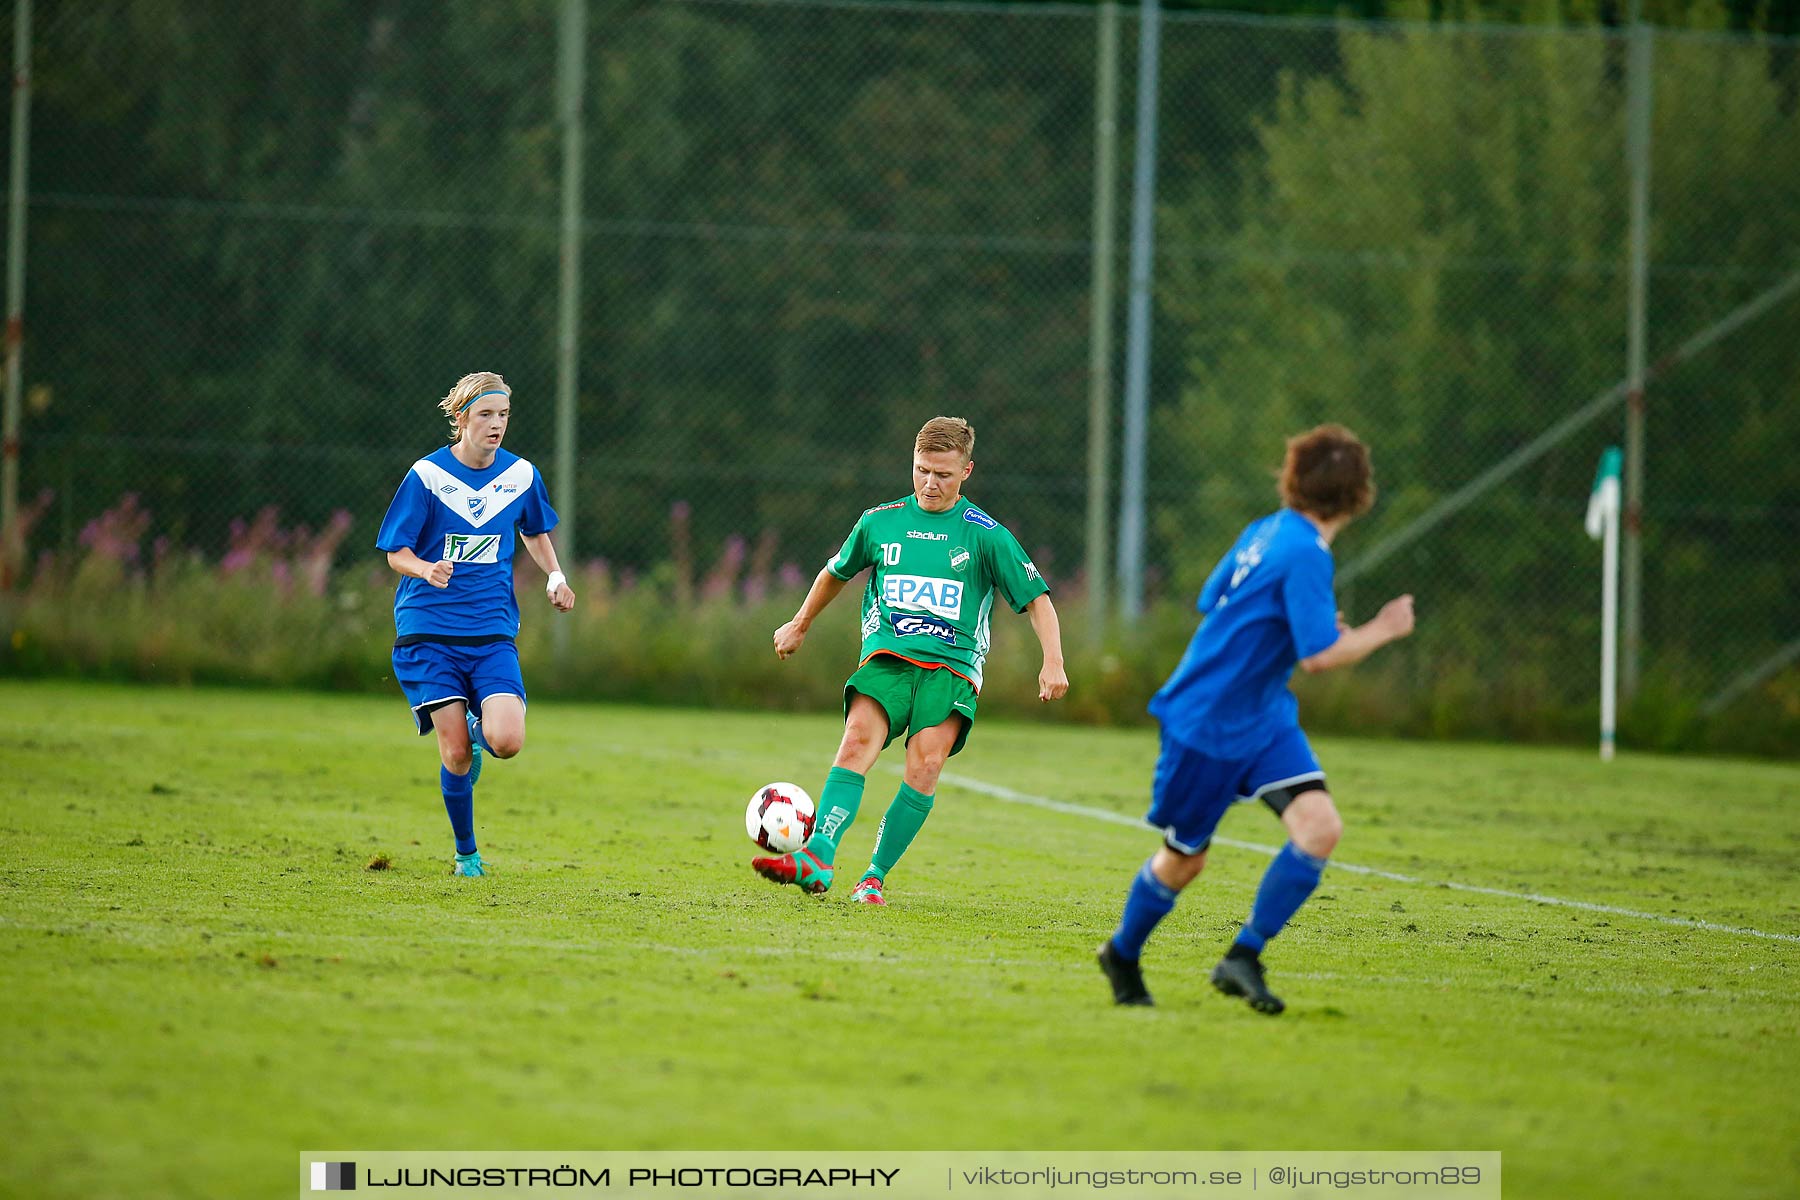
[
  {"left": 804, "top": 766, "right": 867, "bottom": 866},
  {"left": 868, "top": 782, "right": 935, "bottom": 880},
  {"left": 802, "top": 771, "right": 936, "bottom": 880}
]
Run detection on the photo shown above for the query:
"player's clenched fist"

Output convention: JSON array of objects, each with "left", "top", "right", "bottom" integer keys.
[
  {"left": 425, "top": 560, "right": 455, "bottom": 588},
  {"left": 1378, "top": 593, "right": 1415, "bottom": 639},
  {"left": 772, "top": 620, "right": 807, "bottom": 660}
]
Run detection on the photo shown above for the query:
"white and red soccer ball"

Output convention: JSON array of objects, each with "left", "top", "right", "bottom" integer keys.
[{"left": 745, "top": 782, "right": 816, "bottom": 854}]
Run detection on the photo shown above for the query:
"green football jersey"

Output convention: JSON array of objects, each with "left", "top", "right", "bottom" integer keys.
[{"left": 825, "top": 494, "right": 1049, "bottom": 691}]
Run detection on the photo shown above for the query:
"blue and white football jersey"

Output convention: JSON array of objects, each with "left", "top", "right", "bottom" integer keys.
[
  {"left": 1149, "top": 509, "right": 1342, "bottom": 757},
  {"left": 375, "top": 446, "right": 558, "bottom": 642}
]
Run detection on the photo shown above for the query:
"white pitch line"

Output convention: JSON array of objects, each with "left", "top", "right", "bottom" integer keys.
[{"left": 930, "top": 768, "right": 1800, "bottom": 945}]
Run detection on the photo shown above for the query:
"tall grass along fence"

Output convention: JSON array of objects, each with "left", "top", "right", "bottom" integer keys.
[{"left": 2, "top": 495, "right": 1793, "bottom": 758}]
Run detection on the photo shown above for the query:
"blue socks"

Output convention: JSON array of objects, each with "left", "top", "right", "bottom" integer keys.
[
  {"left": 1110, "top": 858, "right": 1180, "bottom": 961},
  {"left": 1235, "top": 841, "right": 1327, "bottom": 954},
  {"left": 441, "top": 765, "right": 476, "bottom": 856},
  {"left": 1109, "top": 841, "right": 1329, "bottom": 963}
]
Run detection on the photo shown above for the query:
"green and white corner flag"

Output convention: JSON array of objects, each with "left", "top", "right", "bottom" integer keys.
[
  {"left": 1587, "top": 447, "right": 1623, "bottom": 761},
  {"left": 1585, "top": 446, "right": 1622, "bottom": 540}
]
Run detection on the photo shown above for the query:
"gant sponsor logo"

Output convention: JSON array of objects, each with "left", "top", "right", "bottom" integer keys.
[{"left": 890, "top": 612, "right": 956, "bottom": 644}]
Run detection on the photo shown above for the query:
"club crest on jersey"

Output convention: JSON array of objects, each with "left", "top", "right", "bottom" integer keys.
[
  {"left": 889, "top": 612, "right": 956, "bottom": 644},
  {"left": 963, "top": 508, "right": 997, "bottom": 529},
  {"left": 414, "top": 457, "right": 535, "bottom": 529},
  {"left": 949, "top": 547, "right": 970, "bottom": 573},
  {"left": 881, "top": 574, "right": 963, "bottom": 619}
]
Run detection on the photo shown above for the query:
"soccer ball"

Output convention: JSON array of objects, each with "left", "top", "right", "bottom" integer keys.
[{"left": 746, "top": 782, "right": 816, "bottom": 854}]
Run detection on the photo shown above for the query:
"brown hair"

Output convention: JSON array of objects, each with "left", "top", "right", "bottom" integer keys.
[
  {"left": 915, "top": 416, "right": 975, "bottom": 460},
  {"left": 1279, "top": 424, "right": 1374, "bottom": 520},
  {"left": 439, "top": 372, "right": 511, "bottom": 439}
]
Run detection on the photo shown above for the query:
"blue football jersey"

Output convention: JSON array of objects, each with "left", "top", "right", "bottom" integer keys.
[
  {"left": 1149, "top": 509, "right": 1342, "bottom": 757},
  {"left": 375, "top": 446, "right": 558, "bottom": 642}
]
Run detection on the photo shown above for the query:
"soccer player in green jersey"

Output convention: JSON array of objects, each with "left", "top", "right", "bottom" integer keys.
[{"left": 752, "top": 416, "right": 1070, "bottom": 902}]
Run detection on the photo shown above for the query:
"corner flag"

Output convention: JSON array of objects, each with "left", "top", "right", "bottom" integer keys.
[
  {"left": 1587, "top": 447, "right": 1623, "bottom": 761},
  {"left": 1585, "top": 446, "right": 1622, "bottom": 540}
]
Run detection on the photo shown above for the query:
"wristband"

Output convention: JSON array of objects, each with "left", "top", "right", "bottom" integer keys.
[{"left": 546, "top": 570, "right": 567, "bottom": 594}]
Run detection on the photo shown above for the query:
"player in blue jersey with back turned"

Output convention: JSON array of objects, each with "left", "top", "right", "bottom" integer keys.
[
  {"left": 376, "top": 372, "right": 575, "bottom": 877},
  {"left": 1097, "top": 424, "right": 1414, "bottom": 1013}
]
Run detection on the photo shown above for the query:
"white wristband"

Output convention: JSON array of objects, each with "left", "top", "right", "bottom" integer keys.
[{"left": 546, "top": 570, "right": 567, "bottom": 594}]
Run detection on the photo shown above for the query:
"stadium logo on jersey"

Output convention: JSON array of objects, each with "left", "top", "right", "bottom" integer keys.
[
  {"left": 906, "top": 530, "right": 947, "bottom": 541},
  {"left": 890, "top": 613, "right": 956, "bottom": 644},
  {"left": 963, "top": 508, "right": 997, "bottom": 529},
  {"left": 949, "top": 547, "right": 970, "bottom": 573},
  {"left": 443, "top": 533, "right": 502, "bottom": 564},
  {"left": 467, "top": 496, "right": 488, "bottom": 520},
  {"left": 881, "top": 574, "right": 963, "bottom": 619}
]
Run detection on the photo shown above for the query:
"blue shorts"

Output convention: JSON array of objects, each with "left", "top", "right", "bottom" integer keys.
[
  {"left": 1144, "top": 725, "right": 1326, "bottom": 854},
  {"left": 391, "top": 641, "right": 527, "bottom": 735}
]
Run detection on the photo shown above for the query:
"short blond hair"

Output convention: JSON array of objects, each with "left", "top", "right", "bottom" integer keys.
[
  {"left": 439, "top": 372, "right": 511, "bottom": 439},
  {"left": 915, "top": 416, "right": 974, "bottom": 460}
]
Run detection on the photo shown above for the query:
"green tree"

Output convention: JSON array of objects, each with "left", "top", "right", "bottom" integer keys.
[{"left": 1155, "top": 0, "right": 1800, "bottom": 709}]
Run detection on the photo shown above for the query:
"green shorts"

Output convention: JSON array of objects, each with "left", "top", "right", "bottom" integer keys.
[{"left": 844, "top": 653, "right": 979, "bottom": 758}]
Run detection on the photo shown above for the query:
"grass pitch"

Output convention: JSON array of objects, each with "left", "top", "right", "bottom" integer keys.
[{"left": 2, "top": 680, "right": 1796, "bottom": 1199}]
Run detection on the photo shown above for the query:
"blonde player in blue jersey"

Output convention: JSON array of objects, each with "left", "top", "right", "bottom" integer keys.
[
  {"left": 1097, "top": 425, "right": 1414, "bottom": 1012},
  {"left": 376, "top": 372, "right": 576, "bottom": 877}
]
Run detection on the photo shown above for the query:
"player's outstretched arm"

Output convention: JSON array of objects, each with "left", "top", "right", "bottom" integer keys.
[
  {"left": 1026, "top": 594, "right": 1069, "bottom": 702},
  {"left": 773, "top": 568, "right": 850, "bottom": 660},
  {"left": 520, "top": 532, "right": 576, "bottom": 612},
  {"left": 1299, "top": 594, "right": 1415, "bottom": 674},
  {"left": 387, "top": 548, "right": 454, "bottom": 589}
]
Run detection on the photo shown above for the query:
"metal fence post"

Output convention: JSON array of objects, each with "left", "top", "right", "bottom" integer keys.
[
  {"left": 553, "top": 0, "right": 586, "bottom": 656},
  {"left": 555, "top": 0, "right": 586, "bottom": 559},
  {"left": 1084, "top": 1, "right": 1120, "bottom": 644},
  {"left": 1622, "top": 2, "right": 1653, "bottom": 697},
  {"left": 1116, "top": 0, "right": 1162, "bottom": 624},
  {"left": 2, "top": 0, "right": 34, "bottom": 589}
]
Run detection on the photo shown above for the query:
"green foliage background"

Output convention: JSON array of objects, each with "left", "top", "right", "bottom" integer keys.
[{"left": 4, "top": 0, "right": 1797, "bottom": 748}]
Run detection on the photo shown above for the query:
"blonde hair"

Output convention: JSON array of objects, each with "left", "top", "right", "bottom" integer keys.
[
  {"left": 915, "top": 416, "right": 975, "bottom": 460},
  {"left": 439, "top": 372, "right": 511, "bottom": 439}
]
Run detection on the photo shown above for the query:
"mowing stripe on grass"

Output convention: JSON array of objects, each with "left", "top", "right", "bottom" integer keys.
[{"left": 930, "top": 768, "right": 1800, "bottom": 945}]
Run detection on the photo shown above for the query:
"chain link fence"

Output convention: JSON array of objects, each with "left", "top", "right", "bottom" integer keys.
[{"left": 5, "top": 0, "right": 1797, "bottom": 746}]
